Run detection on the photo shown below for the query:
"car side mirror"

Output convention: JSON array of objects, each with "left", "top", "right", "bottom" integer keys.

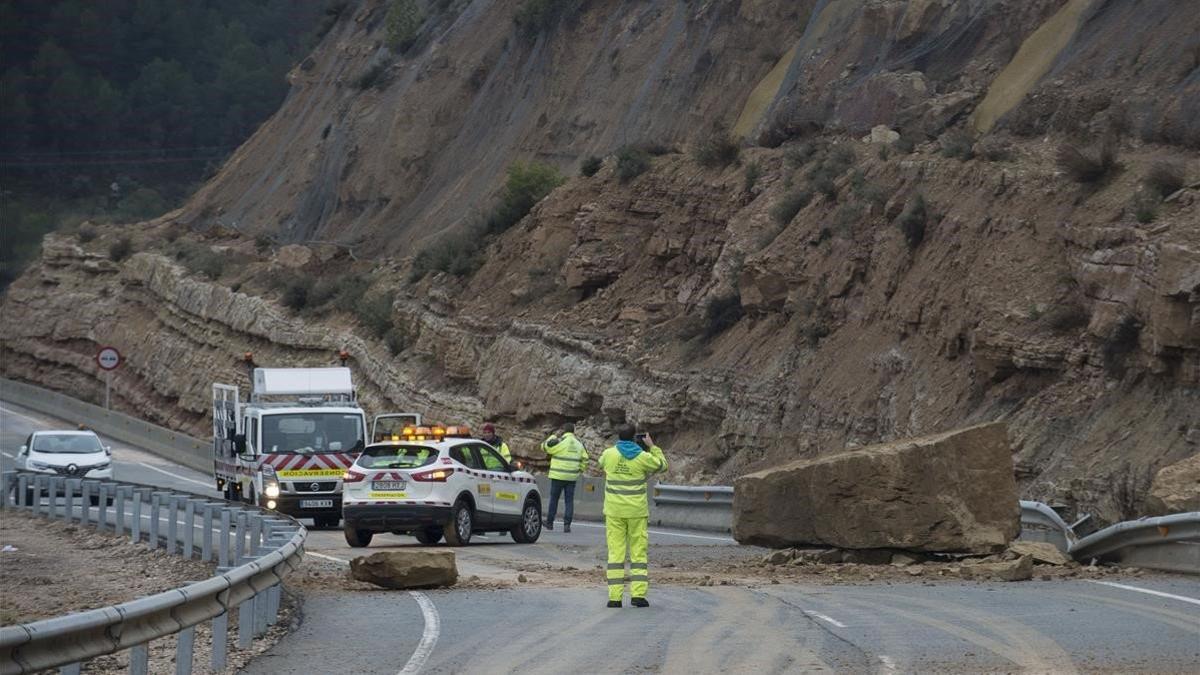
[
  {"left": 104, "top": 445, "right": 112, "bottom": 456},
  {"left": 18, "top": 445, "right": 27, "bottom": 456}
]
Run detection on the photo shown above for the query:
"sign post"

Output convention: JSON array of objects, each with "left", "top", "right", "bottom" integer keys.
[{"left": 95, "top": 346, "right": 122, "bottom": 409}]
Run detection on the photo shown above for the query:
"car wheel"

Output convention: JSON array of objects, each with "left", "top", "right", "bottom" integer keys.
[
  {"left": 443, "top": 499, "right": 473, "bottom": 546},
  {"left": 511, "top": 498, "right": 542, "bottom": 543},
  {"left": 414, "top": 526, "right": 443, "bottom": 545},
  {"left": 344, "top": 524, "right": 373, "bottom": 548}
]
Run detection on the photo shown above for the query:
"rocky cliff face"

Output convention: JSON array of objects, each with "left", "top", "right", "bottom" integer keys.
[{"left": 2, "top": 0, "right": 1199, "bottom": 523}]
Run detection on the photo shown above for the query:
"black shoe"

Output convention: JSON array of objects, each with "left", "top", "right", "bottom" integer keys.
[
  {"left": 544, "top": 521, "right": 554, "bottom": 530},
  {"left": 564, "top": 523, "right": 571, "bottom": 533},
  {"left": 631, "top": 597, "right": 650, "bottom": 608},
  {"left": 607, "top": 600, "right": 622, "bottom": 608}
]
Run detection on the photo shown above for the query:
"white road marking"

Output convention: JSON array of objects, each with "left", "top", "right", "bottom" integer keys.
[
  {"left": 134, "top": 461, "right": 212, "bottom": 489},
  {"left": 307, "top": 551, "right": 351, "bottom": 566},
  {"left": 1086, "top": 580, "right": 1200, "bottom": 607},
  {"left": 399, "top": 591, "right": 440, "bottom": 675},
  {"left": 0, "top": 404, "right": 51, "bottom": 426},
  {"left": 1, "top": 451, "right": 14, "bottom": 459},
  {"left": 305, "top": 550, "right": 439, "bottom": 674},
  {"left": 571, "top": 521, "right": 734, "bottom": 542},
  {"left": 878, "top": 655, "right": 899, "bottom": 673},
  {"left": 804, "top": 610, "right": 848, "bottom": 628}
]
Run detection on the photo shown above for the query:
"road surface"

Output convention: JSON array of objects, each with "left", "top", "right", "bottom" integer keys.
[{"left": 2, "top": 401, "right": 1198, "bottom": 674}]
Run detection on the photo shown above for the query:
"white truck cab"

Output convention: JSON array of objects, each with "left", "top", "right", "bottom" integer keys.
[{"left": 213, "top": 367, "right": 367, "bottom": 528}]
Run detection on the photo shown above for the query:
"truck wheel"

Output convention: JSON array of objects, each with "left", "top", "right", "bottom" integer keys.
[
  {"left": 344, "top": 524, "right": 373, "bottom": 548},
  {"left": 442, "top": 499, "right": 473, "bottom": 546},
  {"left": 511, "top": 498, "right": 542, "bottom": 543},
  {"left": 414, "top": 526, "right": 443, "bottom": 545}
]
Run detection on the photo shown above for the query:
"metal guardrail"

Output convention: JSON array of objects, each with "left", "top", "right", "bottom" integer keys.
[
  {"left": 0, "top": 471, "right": 306, "bottom": 675},
  {"left": 653, "top": 483, "right": 734, "bottom": 506},
  {"left": 1070, "top": 512, "right": 1200, "bottom": 568},
  {"left": 1018, "top": 500, "right": 1077, "bottom": 552}
]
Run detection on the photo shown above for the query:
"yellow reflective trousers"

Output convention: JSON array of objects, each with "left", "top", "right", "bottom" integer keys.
[{"left": 605, "top": 515, "right": 649, "bottom": 601}]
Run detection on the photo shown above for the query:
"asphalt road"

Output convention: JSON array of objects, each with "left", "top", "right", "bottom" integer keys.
[{"left": 3, "top": 401, "right": 1198, "bottom": 674}]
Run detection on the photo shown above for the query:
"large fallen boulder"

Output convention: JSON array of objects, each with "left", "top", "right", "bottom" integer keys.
[
  {"left": 350, "top": 550, "right": 458, "bottom": 589},
  {"left": 733, "top": 422, "right": 1019, "bottom": 553},
  {"left": 1144, "top": 453, "right": 1200, "bottom": 515}
]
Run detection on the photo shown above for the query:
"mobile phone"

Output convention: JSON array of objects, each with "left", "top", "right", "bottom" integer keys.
[{"left": 634, "top": 433, "right": 648, "bottom": 448}]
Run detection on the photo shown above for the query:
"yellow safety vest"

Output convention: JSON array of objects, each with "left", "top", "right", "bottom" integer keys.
[
  {"left": 599, "top": 444, "right": 667, "bottom": 518},
  {"left": 543, "top": 433, "right": 588, "bottom": 481}
]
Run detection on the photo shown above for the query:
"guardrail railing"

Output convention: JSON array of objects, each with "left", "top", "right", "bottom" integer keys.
[
  {"left": 0, "top": 470, "right": 306, "bottom": 675},
  {"left": 653, "top": 483, "right": 734, "bottom": 506},
  {"left": 1070, "top": 512, "right": 1200, "bottom": 573},
  {"left": 1018, "top": 500, "right": 1077, "bottom": 552}
]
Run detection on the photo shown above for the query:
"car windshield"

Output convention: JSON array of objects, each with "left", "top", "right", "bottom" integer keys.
[
  {"left": 31, "top": 434, "right": 102, "bottom": 454},
  {"left": 261, "top": 413, "right": 364, "bottom": 455},
  {"left": 357, "top": 445, "right": 437, "bottom": 469}
]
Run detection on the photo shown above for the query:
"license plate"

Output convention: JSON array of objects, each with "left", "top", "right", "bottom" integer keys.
[
  {"left": 300, "top": 499, "right": 333, "bottom": 508},
  {"left": 372, "top": 480, "right": 406, "bottom": 491}
]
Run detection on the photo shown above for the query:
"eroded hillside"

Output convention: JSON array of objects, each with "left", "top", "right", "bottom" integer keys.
[{"left": 3, "top": 0, "right": 1199, "bottom": 523}]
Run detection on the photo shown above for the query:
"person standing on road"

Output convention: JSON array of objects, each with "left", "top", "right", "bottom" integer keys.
[
  {"left": 481, "top": 423, "right": 512, "bottom": 462},
  {"left": 541, "top": 423, "right": 588, "bottom": 532},
  {"left": 600, "top": 425, "right": 667, "bottom": 608}
]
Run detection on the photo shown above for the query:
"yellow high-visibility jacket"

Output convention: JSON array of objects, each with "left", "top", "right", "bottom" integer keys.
[
  {"left": 542, "top": 432, "right": 588, "bottom": 481},
  {"left": 599, "top": 442, "right": 668, "bottom": 518}
]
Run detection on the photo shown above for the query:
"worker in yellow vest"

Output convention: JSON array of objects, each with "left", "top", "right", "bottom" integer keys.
[
  {"left": 599, "top": 424, "right": 667, "bottom": 608},
  {"left": 541, "top": 423, "right": 588, "bottom": 532},
  {"left": 481, "top": 423, "right": 512, "bottom": 462}
]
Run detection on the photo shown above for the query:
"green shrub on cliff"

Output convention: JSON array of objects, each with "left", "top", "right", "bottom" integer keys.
[
  {"left": 385, "top": 0, "right": 425, "bottom": 53},
  {"left": 487, "top": 162, "right": 565, "bottom": 234}
]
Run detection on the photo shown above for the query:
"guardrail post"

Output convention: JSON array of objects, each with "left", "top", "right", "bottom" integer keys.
[
  {"left": 249, "top": 515, "right": 263, "bottom": 556},
  {"left": 211, "top": 611, "right": 229, "bottom": 670},
  {"left": 17, "top": 473, "right": 29, "bottom": 509},
  {"left": 166, "top": 496, "right": 179, "bottom": 555},
  {"left": 114, "top": 486, "right": 127, "bottom": 536},
  {"left": 202, "top": 504, "right": 214, "bottom": 562},
  {"left": 149, "top": 493, "right": 162, "bottom": 550},
  {"left": 183, "top": 499, "right": 196, "bottom": 559},
  {"left": 219, "top": 509, "right": 231, "bottom": 567},
  {"left": 129, "top": 643, "right": 149, "bottom": 675},
  {"left": 175, "top": 625, "right": 194, "bottom": 675},
  {"left": 63, "top": 479, "right": 75, "bottom": 522},
  {"left": 34, "top": 475, "right": 47, "bottom": 516},
  {"left": 47, "top": 477, "right": 60, "bottom": 520},
  {"left": 131, "top": 489, "right": 145, "bottom": 543},
  {"left": 0, "top": 472, "right": 10, "bottom": 509},
  {"left": 238, "top": 599, "right": 254, "bottom": 648},
  {"left": 96, "top": 483, "right": 110, "bottom": 532},
  {"left": 234, "top": 511, "right": 247, "bottom": 562},
  {"left": 79, "top": 480, "right": 91, "bottom": 522},
  {"left": 267, "top": 584, "right": 281, "bottom": 625}
]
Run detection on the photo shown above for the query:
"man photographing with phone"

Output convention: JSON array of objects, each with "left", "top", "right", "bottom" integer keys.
[{"left": 599, "top": 424, "right": 668, "bottom": 608}]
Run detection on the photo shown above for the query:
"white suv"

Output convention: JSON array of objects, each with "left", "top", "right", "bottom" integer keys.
[
  {"left": 341, "top": 430, "right": 542, "bottom": 547},
  {"left": 14, "top": 430, "right": 114, "bottom": 504}
]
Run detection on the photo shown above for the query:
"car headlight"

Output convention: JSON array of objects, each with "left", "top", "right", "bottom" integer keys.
[
  {"left": 265, "top": 483, "right": 280, "bottom": 498},
  {"left": 29, "top": 460, "right": 50, "bottom": 471},
  {"left": 92, "top": 462, "right": 112, "bottom": 471}
]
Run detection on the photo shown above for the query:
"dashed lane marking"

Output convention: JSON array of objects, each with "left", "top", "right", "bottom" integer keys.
[
  {"left": 571, "top": 521, "right": 734, "bottom": 542},
  {"left": 132, "top": 460, "right": 213, "bottom": 489},
  {"left": 1, "top": 451, "right": 14, "bottom": 459},
  {"left": 399, "top": 591, "right": 440, "bottom": 675},
  {"left": 0, "top": 404, "right": 52, "bottom": 426},
  {"left": 804, "top": 610, "right": 848, "bottom": 628},
  {"left": 1086, "top": 580, "right": 1200, "bottom": 607}
]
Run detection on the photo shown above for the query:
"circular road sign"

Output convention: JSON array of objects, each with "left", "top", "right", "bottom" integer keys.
[{"left": 96, "top": 346, "right": 122, "bottom": 371}]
